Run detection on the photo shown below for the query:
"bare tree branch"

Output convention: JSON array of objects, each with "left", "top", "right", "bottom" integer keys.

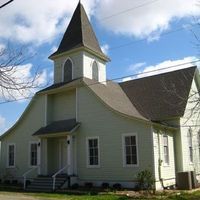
[{"left": 0, "top": 44, "right": 47, "bottom": 102}]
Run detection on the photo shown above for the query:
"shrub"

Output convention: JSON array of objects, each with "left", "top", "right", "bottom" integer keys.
[
  {"left": 137, "top": 169, "right": 154, "bottom": 191},
  {"left": 113, "top": 183, "right": 122, "bottom": 190},
  {"left": 71, "top": 183, "right": 79, "bottom": 189},
  {"left": 102, "top": 182, "right": 109, "bottom": 189},
  {"left": 85, "top": 182, "right": 93, "bottom": 189}
]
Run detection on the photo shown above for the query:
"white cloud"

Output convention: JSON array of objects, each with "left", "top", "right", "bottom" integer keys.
[
  {"left": 128, "top": 62, "right": 146, "bottom": 71},
  {"left": 101, "top": 44, "right": 109, "bottom": 54},
  {"left": 122, "top": 56, "right": 199, "bottom": 82},
  {"left": 95, "top": 0, "right": 200, "bottom": 39},
  {"left": 137, "top": 56, "right": 198, "bottom": 78},
  {"left": 0, "top": 0, "right": 97, "bottom": 44}
]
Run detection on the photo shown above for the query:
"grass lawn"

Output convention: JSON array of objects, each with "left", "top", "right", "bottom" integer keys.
[{"left": 1, "top": 190, "right": 200, "bottom": 200}]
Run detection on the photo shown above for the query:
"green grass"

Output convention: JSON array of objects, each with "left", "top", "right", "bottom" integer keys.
[{"left": 1, "top": 190, "right": 200, "bottom": 200}]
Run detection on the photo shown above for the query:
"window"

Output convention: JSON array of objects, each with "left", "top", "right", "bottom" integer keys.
[
  {"left": 30, "top": 142, "right": 38, "bottom": 166},
  {"left": 188, "top": 128, "right": 193, "bottom": 163},
  {"left": 92, "top": 61, "right": 99, "bottom": 81},
  {"left": 87, "top": 137, "right": 99, "bottom": 167},
  {"left": 63, "top": 59, "right": 72, "bottom": 82},
  {"left": 198, "top": 131, "right": 200, "bottom": 160},
  {"left": 163, "top": 135, "right": 169, "bottom": 165},
  {"left": 123, "top": 134, "right": 138, "bottom": 166},
  {"left": 7, "top": 144, "right": 15, "bottom": 167}
]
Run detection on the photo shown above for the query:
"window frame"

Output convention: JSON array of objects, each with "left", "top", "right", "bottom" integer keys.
[
  {"left": 86, "top": 136, "right": 100, "bottom": 168},
  {"left": 62, "top": 58, "right": 73, "bottom": 82},
  {"left": 163, "top": 134, "right": 170, "bottom": 166},
  {"left": 7, "top": 143, "right": 16, "bottom": 168},
  {"left": 29, "top": 141, "right": 39, "bottom": 167},
  {"left": 122, "top": 133, "right": 139, "bottom": 167}
]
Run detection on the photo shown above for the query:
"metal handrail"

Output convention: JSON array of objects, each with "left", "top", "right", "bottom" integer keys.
[
  {"left": 23, "top": 167, "right": 38, "bottom": 190},
  {"left": 52, "top": 165, "right": 69, "bottom": 191}
]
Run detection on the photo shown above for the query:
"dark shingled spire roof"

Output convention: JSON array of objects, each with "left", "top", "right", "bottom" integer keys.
[{"left": 50, "top": 2, "right": 108, "bottom": 60}]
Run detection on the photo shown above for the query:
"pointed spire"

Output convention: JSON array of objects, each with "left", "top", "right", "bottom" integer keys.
[{"left": 50, "top": 2, "right": 109, "bottom": 61}]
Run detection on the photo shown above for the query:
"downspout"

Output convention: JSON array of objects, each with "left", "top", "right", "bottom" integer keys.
[{"left": 157, "top": 130, "right": 165, "bottom": 189}]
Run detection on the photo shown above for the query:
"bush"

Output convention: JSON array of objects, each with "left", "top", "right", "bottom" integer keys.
[
  {"left": 137, "top": 169, "right": 154, "bottom": 191},
  {"left": 85, "top": 182, "right": 93, "bottom": 189},
  {"left": 102, "top": 182, "right": 109, "bottom": 189},
  {"left": 113, "top": 183, "right": 122, "bottom": 190},
  {"left": 71, "top": 183, "right": 79, "bottom": 189}
]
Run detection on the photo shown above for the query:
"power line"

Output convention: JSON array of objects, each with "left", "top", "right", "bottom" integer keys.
[
  {"left": 0, "top": 0, "right": 14, "bottom": 9},
  {"left": 99, "top": 0, "right": 161, "bottom": 21},
  {"left": 109, "top": 23, "right": 199, "bottom": 51},
  {"left": 0, "top": 58, "right": 199, "bottom": 105}
]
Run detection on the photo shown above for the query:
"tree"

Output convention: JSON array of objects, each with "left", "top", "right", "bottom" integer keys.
[{"left": 0, "top": 44, "right": 46, "bottom": 103}]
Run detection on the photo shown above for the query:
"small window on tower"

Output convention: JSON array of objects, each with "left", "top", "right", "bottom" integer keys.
[
  {"left": 63, "top": 59, "right": 72, "bottom": 82},
  {"left": 92, "top": 61, "right": 99, "bottom": 81}
]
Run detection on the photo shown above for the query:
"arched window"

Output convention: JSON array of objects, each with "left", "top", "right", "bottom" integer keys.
[
  {"left": 63, "top": 59, "right": 72, "bottom": 82},
  {"left": 92, "top": 61, "right": 99, "bottom": 81}
]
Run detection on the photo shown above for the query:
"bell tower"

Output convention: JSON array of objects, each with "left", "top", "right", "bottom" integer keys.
[{"left": 49, "top": 2, "right": 110, "bottom": 84}]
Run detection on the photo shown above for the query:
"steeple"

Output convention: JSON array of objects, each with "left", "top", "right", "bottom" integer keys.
[{"left": 49, "top": 2, "right": 109, "bottom": 61}]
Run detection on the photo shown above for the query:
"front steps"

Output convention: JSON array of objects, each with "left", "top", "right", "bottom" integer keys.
[{"left": 26, "top": 175, "right": 68, "bottom": 192}]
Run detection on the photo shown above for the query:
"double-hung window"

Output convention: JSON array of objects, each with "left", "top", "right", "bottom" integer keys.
[
  {"left": 30, "top": 142, "right": 38, "bottom": 166},
  {"left": 188, "top": 128, "right": 193, "bottom": 163},
  {"left": 7, "top": 144, "right": 15, "bottom": 167},
  {"left": 123, "top": 134, "right": 138, "bottom": 166},
  {"left": 163, "top": 135, "right": 169, "bottom": 165},
  {"left": 87, "top": 137, "right": 99, "bottom": 167}
]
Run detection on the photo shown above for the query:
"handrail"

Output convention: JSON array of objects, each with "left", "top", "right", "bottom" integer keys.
[
  {"left": 23, "top": 167, "right": 38, "bottom": 190},
  {"left": 52, "top": 165, "right": 69, "bottom": 191}
]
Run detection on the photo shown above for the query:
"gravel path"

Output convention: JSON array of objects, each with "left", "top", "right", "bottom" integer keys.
[{"left": 0, "top": 192, "right": 40, "bottom": 200}]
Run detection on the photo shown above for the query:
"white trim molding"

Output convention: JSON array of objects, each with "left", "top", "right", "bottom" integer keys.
[
  {"left": 122, "top": 133, "right": 139, "bottom": 167},
  {"left": 6, "top": 143, "right": 16, "bottom": 168},
  {"left": 86, "top": 136, "right": 100, "bottom": 168}
]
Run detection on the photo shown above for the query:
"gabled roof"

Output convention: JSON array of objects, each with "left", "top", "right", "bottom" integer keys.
[
  {"left": 49, "top": 2, "right": 108, "bottom": 61},
  {"left": 120, "top": 66, "right": 197, "bottom": 121}
]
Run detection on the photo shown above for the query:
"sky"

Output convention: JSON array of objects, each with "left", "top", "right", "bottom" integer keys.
[{"left": 0, "top": 0, "right": 200, "bottom": 134}]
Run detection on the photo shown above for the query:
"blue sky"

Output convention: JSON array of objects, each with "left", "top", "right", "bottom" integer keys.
[{"left": 0, "top": 0, "right": 200, "bottom": 134}]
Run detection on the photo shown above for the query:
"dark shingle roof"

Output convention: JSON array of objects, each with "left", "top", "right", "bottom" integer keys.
[
  {"left": 49, "top": 2, "right": 108, "bottom": 60},
  {"left": 33, "top": 119, "right": 79, "bottom": 136},
  {"left": 120, "top": 66, "right": 197, "bottom": 121}
]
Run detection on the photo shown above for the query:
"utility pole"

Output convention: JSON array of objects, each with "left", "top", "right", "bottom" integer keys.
[{"left": 0, "top": 0, "right": 14, "bottom": 9}]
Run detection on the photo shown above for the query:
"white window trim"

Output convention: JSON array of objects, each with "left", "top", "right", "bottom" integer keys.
[
  {"left": 29, "top": 141, "right": 39, "bottom": 168},
  {"left": 62, "top": 57, "right": 73, "bottom": 82},
  {"left": 162, "top": 134, "right": 170, "bottom": 167},
  {"left": 122, "top": 133, "right": 139, "bottom": 168},
  {"left": 7, "top": 143, "right": 16, "bottom": 168},
  {"left": 86, "top": 136, "right": 100, "bottom": 168}
]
